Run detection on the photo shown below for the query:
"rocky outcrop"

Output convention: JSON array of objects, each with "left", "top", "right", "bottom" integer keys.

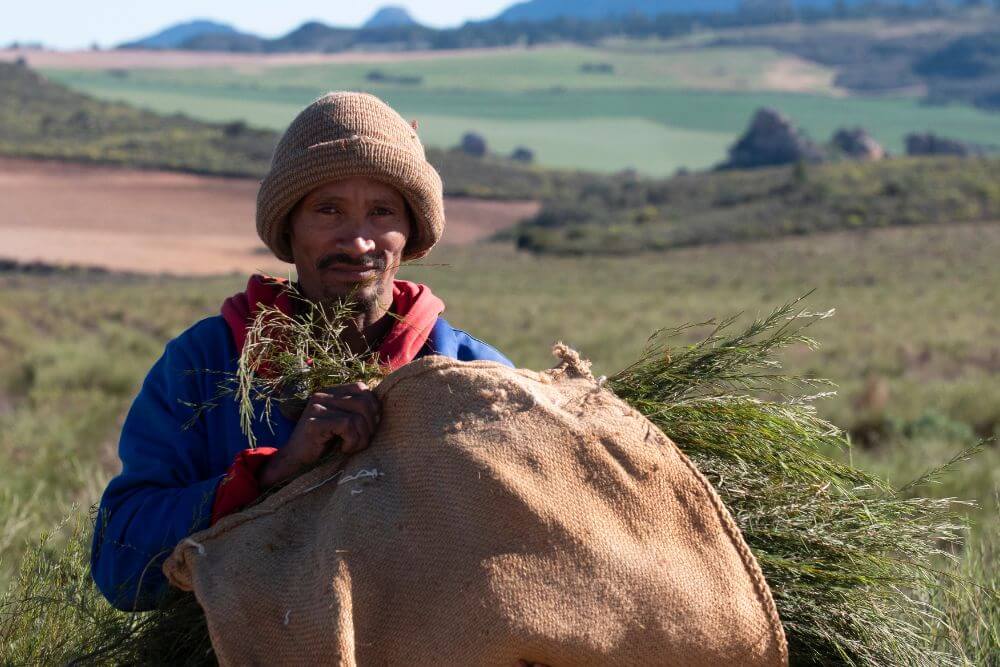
[
  {"left": 720, "top": 107, "right": 825, "bottom": 170},
  {"left": 831, "top": 127, "right": 885, "bottom": 161},
  {"left": 905, "top": 133, "right": 987, "bottom": 157}
]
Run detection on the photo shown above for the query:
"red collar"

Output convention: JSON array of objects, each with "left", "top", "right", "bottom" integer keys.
[{"left": 221, "top": 275, "right": 445, "bottom": 372}]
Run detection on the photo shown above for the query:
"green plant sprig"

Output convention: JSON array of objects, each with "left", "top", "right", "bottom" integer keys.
[{"left": 235, "top": 283, "right": 385, "bottom": 448}]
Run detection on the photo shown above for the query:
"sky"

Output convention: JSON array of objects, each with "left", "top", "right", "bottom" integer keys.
[{"left": 2, "top": 1, "right": 516, "bottom": 50}]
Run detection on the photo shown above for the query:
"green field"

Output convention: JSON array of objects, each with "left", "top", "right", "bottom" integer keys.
[
  {"left": 42, "top": 44, "right": 1000, "bottom": 175},
  {"left": 1, "top": 222, "right": 998, "bottom": 586},
  {"left": 1, "top": 222, "right": 997, "bottom": 662},
  {"left": 55, "top": 45, "right": 839, "bottom": 95},
  {"left": 4, "top": 36, "right": 1000, "bottom": 661}
]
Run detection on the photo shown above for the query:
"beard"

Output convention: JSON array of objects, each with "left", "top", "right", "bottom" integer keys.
[{"left": 311, "top": 251, "right": 395, "bottom": 316}]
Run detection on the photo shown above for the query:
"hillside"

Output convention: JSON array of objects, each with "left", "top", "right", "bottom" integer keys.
[
  {"left": 496, "top": 0, "right": 740, "bottom": 22},
  {"left": 496, "top": 0, "right": 936, "bottom": 22},
  {"left": 0, "top": 60, "right": 578, "bottom": 199},
  {"left": 710, "top": 14, "right": 1000, "bottom": 109},
  {"left": 916, "top": 31, "right": 1000, "bottom": 109},
  {"left": 511, "top": 156, "right": 1000, "bottom": 254},
  {"left": 0, "top": 61, "right": 275, "bottom": 176},
  {"left": 119, "top": 20, "right": 243, "bottom": 49}
]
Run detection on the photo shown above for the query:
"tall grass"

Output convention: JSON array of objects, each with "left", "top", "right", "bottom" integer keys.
[
  {"left": 0, "top": 226, "right": 996, "bottom": 663},
  {"left": 2, "top": 297, "right": 993, "bottom": 665},
  {"left": 609, "top": 299, "right": 987, "bottom": 665}
]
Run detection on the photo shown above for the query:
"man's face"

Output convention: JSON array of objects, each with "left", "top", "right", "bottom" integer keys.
[{"left": 288, "top": 176, "right": 411, "bottom": 313}]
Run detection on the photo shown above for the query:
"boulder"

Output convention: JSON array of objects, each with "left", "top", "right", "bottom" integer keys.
[
  {"left": 721, "top": 108, "right": 824, "bottom": 170},
  {"left": 905, "top": 132, "right": 985, "bottom": 157},
  {"left": 831, "top": 127, "right": 885, "bottom": 161}
]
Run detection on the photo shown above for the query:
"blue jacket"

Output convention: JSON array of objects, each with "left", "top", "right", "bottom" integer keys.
[{"left": 91, "top": 314, "right": 511, "bottom": 611}]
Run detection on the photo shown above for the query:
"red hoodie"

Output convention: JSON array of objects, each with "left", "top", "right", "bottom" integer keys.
[
  {"left": 220, "top": 274, "right": 445, "bottom": 371},
  {"left": 211, "top": 274, "right": 445, "bottom": 522}
]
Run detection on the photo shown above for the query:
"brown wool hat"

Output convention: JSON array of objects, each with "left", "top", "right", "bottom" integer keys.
[{"left": 256, "top": 92, "right": 445, "bottom": 263}]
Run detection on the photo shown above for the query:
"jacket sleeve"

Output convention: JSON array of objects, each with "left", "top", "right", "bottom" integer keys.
[
  {"left": 210, "top": 446, "right": 277, "bottom": 524},
  {"left": 90, "top": 332, "right": 225, "bottom": 611}
]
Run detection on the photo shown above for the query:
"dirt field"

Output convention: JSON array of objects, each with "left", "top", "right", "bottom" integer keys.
[
  {"left": 0, "top": 46, "right": 531, "bottom": 71},
  {"left": 0, "top": 158, "right": 538, "bottom": 275},
  {"left": 762, "top": 56, "right": 842, "bottom": 95}
]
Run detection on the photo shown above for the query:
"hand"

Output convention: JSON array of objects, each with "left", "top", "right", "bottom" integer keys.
[{"left": 258, "top": 382, "right": 379, "bottom": 489}]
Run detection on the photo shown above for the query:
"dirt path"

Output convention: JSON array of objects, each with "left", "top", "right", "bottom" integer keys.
[
  {"left": 0, "top": 158, "right": 538, "bottom": 275},
  {"left": 762, "top": 56, "right": 844, "bottom": 96}
]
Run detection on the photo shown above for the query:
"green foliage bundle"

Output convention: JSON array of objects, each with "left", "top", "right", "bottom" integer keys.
[
  {"left": 0, "top": 297, "right": 991, "bottom": 665},
  {"left": 609, "top": 298, "right": 980, "bottom": 665},
  {"left": 232, "top": 290, "right": 384, "bottom": 447},
  {"left": 0, "top": 514, "right": 214, "bottom": 665}
]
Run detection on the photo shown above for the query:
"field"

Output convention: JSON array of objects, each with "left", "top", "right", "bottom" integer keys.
[
  {"left": 0, "top": 158, "right": 538, "bottom": 274},
  {"left": 34, "top": 44, "right": 1000, "bottom": 175},
  {"left": 1, "top": 222, "right": 997, "bottom": 595},
  {"left": 2, "top": 25, "right": 999, "bottom": 662}
]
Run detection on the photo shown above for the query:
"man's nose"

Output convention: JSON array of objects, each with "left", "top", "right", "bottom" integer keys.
[{"left": 334, "top": 223, "right": 377, "bottom": 256}]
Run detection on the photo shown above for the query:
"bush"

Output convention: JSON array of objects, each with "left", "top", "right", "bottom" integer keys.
[
  {"left": 458, "top": 132, "right": 487, "bottom": 157},
  {"left": 512, "top": 157, "right": 1000, "bottom": 255}
]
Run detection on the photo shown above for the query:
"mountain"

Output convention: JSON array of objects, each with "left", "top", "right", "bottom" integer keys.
[
  {"left": 495, "top": 0, "right": 936, "bottom": 23},
  {"left": 267, "top": 21, "right": 357, "bottom": 52},
  {"left": 119, "top": 20, "right": 242, "bottom": 49},
  {"left": 363, "top": 6, "right": 421, "bottom": 29}
]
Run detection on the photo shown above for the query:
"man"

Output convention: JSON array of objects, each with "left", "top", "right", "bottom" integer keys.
[{"left": 91, "top": 92, "right": 512, "bottom": 611}]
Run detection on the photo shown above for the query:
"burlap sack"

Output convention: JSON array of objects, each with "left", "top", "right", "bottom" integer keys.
[{"left": 164, "top": 347, "right": 787, "bottom": 666}]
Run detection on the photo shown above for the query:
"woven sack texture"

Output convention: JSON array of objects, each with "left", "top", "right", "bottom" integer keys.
[{"left": 164, "top": 347, "right": 787, "bottom": 666}]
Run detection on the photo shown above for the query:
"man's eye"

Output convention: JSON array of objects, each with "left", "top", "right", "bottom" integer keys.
[
  {"left": 372, "top": 207, "right": 392, "bottom": 216},
  {"left": 317, "top": 206, "right": 340, "bottom": 215}
]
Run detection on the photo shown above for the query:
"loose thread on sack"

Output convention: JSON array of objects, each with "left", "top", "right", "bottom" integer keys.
[
  {"left": 300, "top": 470, "right": 343, "bottom": 494},
  {"left": 338, "top": 468, "right": 382, "bottom": 485},
  {"left": 183, "top": 538, "right": 206, "bottom": 555}
]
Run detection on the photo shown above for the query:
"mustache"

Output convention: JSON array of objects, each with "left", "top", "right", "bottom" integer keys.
[{"left": 315, "top": 252, "right": 389, "bottom": 272}]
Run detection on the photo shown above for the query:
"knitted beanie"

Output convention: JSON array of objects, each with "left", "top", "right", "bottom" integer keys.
[{"left": 256, "top": 92, "right": 445, "bottom": 263}]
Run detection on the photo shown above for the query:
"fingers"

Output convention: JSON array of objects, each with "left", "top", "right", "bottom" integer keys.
[
  {"left": 339, "top": 413, "right": 368, "bottom": 454},
  {"left": 315, "top": 383, "right": 379, "bottom": 422},
  {"left": 301, "top": 382, "right": 381, "bottom": 454},
  {"left": 310, "top": 392, "right": 379, "bottom": 435},
  {"left": 317, "top": 381, "right": 370, "bottom": 397},
  {"left": 302, "top": 403, "right": 371, "bottom": 454}
]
